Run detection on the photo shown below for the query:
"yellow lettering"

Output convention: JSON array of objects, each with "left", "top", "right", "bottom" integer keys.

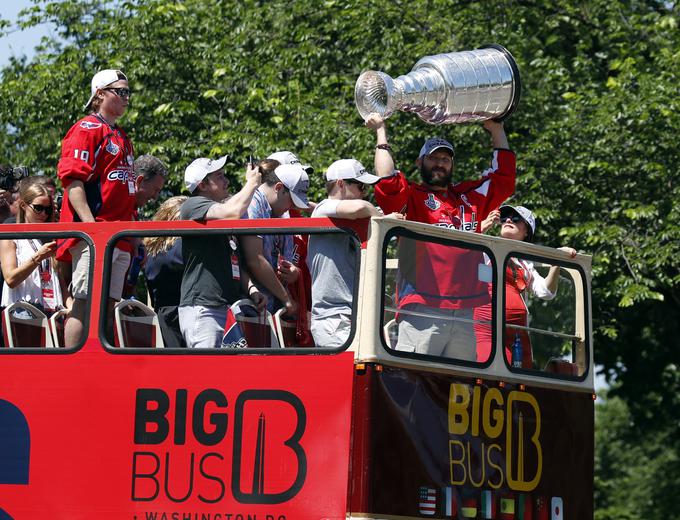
[
  {"left": 486, "top": 443, "right": 504, "bottom": 489},
  {"left": 471, "top": 385, "right": 481, "bottom": 437},
  {"left": 449, "top": 440, "right": 466, "bottom": 485},
  {"left": 506, "top": 391, "right": 542, "bottom": 492},
  {"left": 448, "top": 383, "right": 470, "bottom": 435},
  {"left": 482, "top": 387, "right": 504, "bottom": 439},
  {"left": 467, "top": 440, "right": 485, "bottom": 488}
]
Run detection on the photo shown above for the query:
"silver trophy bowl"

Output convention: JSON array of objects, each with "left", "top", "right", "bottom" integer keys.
[{"left": 355, "top": 44, "right": 521, "bottom": 124}]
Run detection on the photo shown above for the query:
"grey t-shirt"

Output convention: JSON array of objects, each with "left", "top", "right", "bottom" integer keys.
[
  {"left": 307, "top": 199, "right": 358, "bottom": 319},
  {"left": 179, "top": 196, "right": 239, "bottom": 308}
]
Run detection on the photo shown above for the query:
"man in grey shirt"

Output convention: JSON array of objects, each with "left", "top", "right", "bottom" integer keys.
[
  {"left": 179, "top": 156, "right": 264, "bottom": 348},
  {"left": 307, "top": 159, "right": 403, "bottom": 347}
]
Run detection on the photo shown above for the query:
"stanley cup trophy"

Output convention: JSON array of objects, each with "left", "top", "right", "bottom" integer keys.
[{"left": 354, "top": 44, "right": 521, "bottom": 124}]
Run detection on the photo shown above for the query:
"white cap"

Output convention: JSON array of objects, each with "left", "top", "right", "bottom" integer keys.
[
  {"left": 84, "top": 69, "right": 128, "bottom": 110},
  {"left": 274, "top": 164, "right": 310, "bottom": 209},
  {"left": 500, "top": 205, "right": 536, "bottom": 239},
  {"left": 325, "top": 159, "right": 380, "bottom": 184},
  {"left": 418, "top": 137, "right": 454, "bottom": 159},
  {"left": 267, "top": 150, "right": 314, "bottom": 174},
  {"left": 184, "top": 156, "right": 228, "bottom": 193}
]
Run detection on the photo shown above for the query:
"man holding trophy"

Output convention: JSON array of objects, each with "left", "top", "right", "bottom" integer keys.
[
  {"left": 366, "top": 114, "right": 515, "bottom": 360},
  {"left": 356, "top": 45, "right": 521, "bottom": 360}
]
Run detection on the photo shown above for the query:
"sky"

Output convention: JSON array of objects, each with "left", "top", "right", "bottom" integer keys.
[{"left": 0, "top": 1, "right": 56, "bottom": 68}]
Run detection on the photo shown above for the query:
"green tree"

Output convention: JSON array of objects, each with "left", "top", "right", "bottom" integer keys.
[{"left": 1, "top": 1, "right": 679, "bottom": 515}]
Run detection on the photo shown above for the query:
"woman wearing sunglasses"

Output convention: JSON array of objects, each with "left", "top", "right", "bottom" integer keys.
[
  {"left": 0, "top": 182, "right": 65, "bottom": 316},
  {"left": 474, "top": 205, "right": 577, "bottom": 367}
]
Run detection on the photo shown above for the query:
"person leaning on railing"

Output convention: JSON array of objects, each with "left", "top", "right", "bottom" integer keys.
[
  {"left": 307, "top": 159, "right": 404, "bottom": 348},
  {"left": 474, "top": 205, "right": 577, "bottom": 367}
]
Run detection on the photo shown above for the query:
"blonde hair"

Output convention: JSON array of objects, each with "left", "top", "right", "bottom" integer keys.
[
  {"left": 17, "top": 182, "right": 53, "bottom": 223},
  {"left": 143, "top": 196, "right": 187, "bottom": 256}
]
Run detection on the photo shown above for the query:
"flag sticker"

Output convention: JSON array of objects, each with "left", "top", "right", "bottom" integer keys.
[
  {"left": 442, "top": 486, "right": 456, "bottom": 518},
  {"left": 500, "top": 494, "right": 516, "bottom": 519},
  {"left": 518, "top": 494, "right": 533, "bottom": 520},
  {"left": 481, "top": 490, "right": 496, "bottom": 519},
  {"left": 550, "top": 497, "right": 563, "bottom": 520},
  {"left": 461, "top": 497, "right": 478, "bottom": 519},
  {"left": 535, "top": 496, "right": 549, "bottom": 520},
  {"left": 419, "top": 486, "right": 437, "bottom": 516}
]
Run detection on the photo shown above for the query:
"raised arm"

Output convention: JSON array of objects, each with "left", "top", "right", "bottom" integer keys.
[
  {"left": 543, "top": 247, "right": 578, "bottom": 294},
  {"left": 365, "top": 113, "right": 395, "bottom": 177},
  {"left": 483, "top": 120, "right": 509, "bottom": 149},
  {"left": 206, "top": 164, "right": 261, "bottom": 220}
]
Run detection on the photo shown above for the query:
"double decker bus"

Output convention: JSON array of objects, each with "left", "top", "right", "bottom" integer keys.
[{"left": 0, "top": 215, "right": 593, "bottom": 519}]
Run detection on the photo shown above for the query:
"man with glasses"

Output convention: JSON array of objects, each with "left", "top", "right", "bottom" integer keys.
[
  {"left": 240, "top": 161, "right": 310, "bottom": 315},
  {"left": 307, "top": 159, "right": 403, "bottom": 348},
  {"left": 56, "top": 69, "right": 136, "bottom": 348},
  {"left": 365, "top": 114, "right": 516, "bottom": 360}
]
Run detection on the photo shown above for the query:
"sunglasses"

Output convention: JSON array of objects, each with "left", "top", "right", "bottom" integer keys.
[
  {"left": 502, "top": 214, "right": 523, "bottom": 224},
  {"left": 103, "top": 87, "right": 132, "bottom": 99},
  {"left": 346, "top": 179, "right": 367, "bottom": 192},
  {"left": 29, "top": 203, "right": 53, "bottom": 216}
]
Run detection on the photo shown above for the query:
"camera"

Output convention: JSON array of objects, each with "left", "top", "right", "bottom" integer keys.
[{"left": 0, "top": 164, "right": 30, "bottom": 191}]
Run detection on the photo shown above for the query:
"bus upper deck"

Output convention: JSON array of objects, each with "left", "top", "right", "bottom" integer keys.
[{"left": 0, "top": 216, "right": 594, "bottom": 519}]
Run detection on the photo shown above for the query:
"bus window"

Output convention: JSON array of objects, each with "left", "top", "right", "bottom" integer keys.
[
  {"left": 381, "top": 228, "right": 496, "bottom": 364},
  {"left": 0, "top": 233, "right": 92, "bottom": 351},
  {"left": 105, "top": 228, "right": 361, "bottom": 351},
  {"left": 503, "top": 253, "right": 588, "bottom": 378}
]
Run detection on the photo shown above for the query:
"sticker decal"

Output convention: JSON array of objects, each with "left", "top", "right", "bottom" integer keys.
[
  {"left": 79, "top": 121, "right": 102, "bottom": 130},
  {"left": 424, "top": 193, "right": 441, "bottom": 211}
]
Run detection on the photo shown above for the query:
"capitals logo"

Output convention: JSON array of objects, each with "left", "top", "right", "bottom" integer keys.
[
  {"left": 79, "top": 121, "right": 102, "bottom": 130},
  {"left": 107, "top": 169, "right": 134, "bottom": 183},
  {"left": 424, "top": 193, "right": 441, "bottom": 211}
]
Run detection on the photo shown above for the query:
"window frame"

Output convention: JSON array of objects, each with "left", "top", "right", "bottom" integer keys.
[
  {"left": 100, "top": 225, "right": 363, "bottom": 355},
  {"left": 501, "top": 250, "right": 591, "bottom": 382},
  {"left": 0, "top": 230, "right": 94, "bottom": 354},
  {"left": 378, "top": 226, "right": 498, "bottom": 368}
]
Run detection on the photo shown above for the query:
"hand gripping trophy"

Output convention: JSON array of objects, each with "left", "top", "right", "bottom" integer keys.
[{"left": 355, "top": 44, "right": 521, "bottom": 124}]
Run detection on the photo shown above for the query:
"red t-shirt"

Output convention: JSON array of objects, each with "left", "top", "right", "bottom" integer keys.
[
  {"left": 56, "top": 114, "right": 136, "bottom": 259},
  {"left": 374, "top": 148, "right": 516, "bottom": 310}
]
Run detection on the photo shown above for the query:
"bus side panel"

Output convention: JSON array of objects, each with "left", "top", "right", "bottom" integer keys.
[
  {"left": 0, "top": 352, "right": 354, "bottom": 519},
  {"left": 365, "top": 365, "right": 594, "bottom": 519}
]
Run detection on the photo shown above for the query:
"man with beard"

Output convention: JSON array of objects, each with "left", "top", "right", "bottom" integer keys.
[{"left": 365, "top": 113, "right": 515, "bottom": 360}]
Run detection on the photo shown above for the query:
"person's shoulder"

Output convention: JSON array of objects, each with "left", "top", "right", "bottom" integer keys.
[
  {"left": 179, "top": 195, "right": 213, "bottom": 218},
  {"left": 311, "top": 198, "right": 339, "bottom": 217}
]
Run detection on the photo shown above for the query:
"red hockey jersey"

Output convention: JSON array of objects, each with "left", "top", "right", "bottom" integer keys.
[
  {"left": 374, "top": 148, "right": 516, "bottom": 309},
  {"left": 56, "top": 114, "right": 136, "bottom": 259}
]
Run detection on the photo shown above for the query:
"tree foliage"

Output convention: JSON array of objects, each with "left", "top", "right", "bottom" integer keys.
[{"left": 1, "top": 1, "right": 679, "bottom": 515}]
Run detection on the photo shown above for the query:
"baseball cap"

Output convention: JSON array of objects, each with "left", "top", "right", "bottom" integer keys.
[
  {"left": 500, "top": 205, "right": 536, "bottom": 240},
  {"left": 325, "top": 159, "right": 380, "bottom": 184},
  {"left": 267, "top": 150, "right": 314, "bottom": 174},
  {"left": 84, "top": 69, "right": 128, "bottom": 110},
  {"left": 184, "top": 156, "right": 228, "bottom": 193},
  {"left": 418, "top": 137, "right": 454, "bottom": 159},
  {"left": 274, "top": 163, "right": 310, "bottom": 209}
]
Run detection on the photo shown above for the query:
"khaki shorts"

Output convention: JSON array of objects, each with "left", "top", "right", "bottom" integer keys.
[{"left": 70, "top": 241, "right": 131, "bottom": 301}]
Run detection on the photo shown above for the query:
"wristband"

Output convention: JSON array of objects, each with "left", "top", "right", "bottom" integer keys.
[
  {"left": 376, "top": 143, "right": 392, "bottom": 151},
  {"left": 248, "top": 286, "right": 259, "bottom": 295}
]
